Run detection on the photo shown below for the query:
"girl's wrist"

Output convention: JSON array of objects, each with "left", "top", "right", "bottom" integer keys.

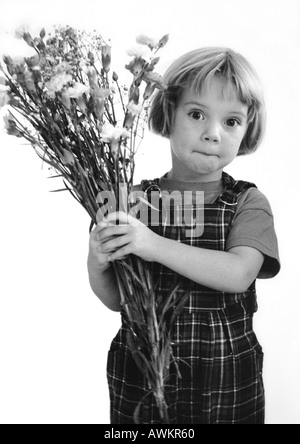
[
  {"left": 151, "top": 232, "right": 169, "bottom": 264},
  {"left": 88, "top": 253, "right": 111, "bottom": 274}
]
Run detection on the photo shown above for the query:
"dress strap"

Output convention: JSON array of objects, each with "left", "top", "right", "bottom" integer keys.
[
  {"left": 218, "top": 172, "right": 257, "bottom": 206},
  {"left": 141, "top": 178, "right": 161, "bottom": 197}
]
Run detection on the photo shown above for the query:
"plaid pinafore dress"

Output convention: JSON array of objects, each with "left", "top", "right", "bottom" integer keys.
[{"left": 107, "top": 172, "right": 265, "bottom": 424}]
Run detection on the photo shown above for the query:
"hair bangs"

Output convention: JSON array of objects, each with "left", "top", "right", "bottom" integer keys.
[{"left": 187, "top": 53, "right": 260, "bottom": 118}]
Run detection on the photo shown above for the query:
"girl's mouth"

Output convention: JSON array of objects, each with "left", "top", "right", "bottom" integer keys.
[{"left": 193, "top": 150, "right": 219, "bottom": 157}]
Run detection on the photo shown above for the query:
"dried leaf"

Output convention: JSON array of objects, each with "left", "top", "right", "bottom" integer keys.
[{"left": 50, "top": 188, "right": 68, "bottom": 192}]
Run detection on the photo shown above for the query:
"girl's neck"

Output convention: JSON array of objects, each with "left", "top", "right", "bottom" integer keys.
[{"left": 167, "top": 167, "right": 223, "bottom": 183}]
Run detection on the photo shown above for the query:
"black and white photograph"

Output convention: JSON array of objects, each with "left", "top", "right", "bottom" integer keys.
[{"left": 0, "top": 0, "right": 299, "bottom": 426}]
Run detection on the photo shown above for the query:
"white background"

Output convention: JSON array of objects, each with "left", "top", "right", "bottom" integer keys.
[{"left": 0, "top": 0, "right": 299, "bottom": 424}]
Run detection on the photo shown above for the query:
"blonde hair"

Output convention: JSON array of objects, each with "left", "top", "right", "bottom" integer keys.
[{"left": 149, "top": 47, "right": 266, "bottom": 155}]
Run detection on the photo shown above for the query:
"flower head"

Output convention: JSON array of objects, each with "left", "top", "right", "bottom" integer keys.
[
  {"left": 124, "top": 101, "right": 144, "bottom": 129},
  {"left": 3, "top": 113, "right": 22, "bottom": 137},
  {"left": 136, "top": 34, "right": 160, "bottom": 50},
  {"left": 127, "top": 45, "right": 152, "bottom": 63},
  {"left": 87, "top": 66, "right": 98, "bottom": 89},
  {"left": 92, "top": 87, "right": 111, "bottom": 100},
  {"left": 65, "top": 83, "right": 90, "bottom": 99},
  {"left": 101, "top": 123, "right": 130, "bottom": 157},
  {"left": 102, "top": 44, "right": 112, "bottom": 73},
  {"left": 142, "top": 71, "right": 167, "bottom": 100},
  {"left": 45, "top": 73, "right": 72, "bottom": 98},
  {"left": 89, "top": 87, "right": 112, "bottom": 119},
  {"left": 127, "top": 101, "right": 143, "bottom": 116},
  {"left": 142, "top": 71, "right": 167, "bottom": 90},
  {"left": 125, "top": 58, "right": 144, "bottom": 76},
  {"left": 101, "top": 123, "right": 129, "bottom": 142}
]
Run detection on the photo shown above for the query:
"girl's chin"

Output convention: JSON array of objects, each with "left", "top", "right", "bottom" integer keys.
[{"left": 190, "top": 155, "right": 221, "bottom": 174}]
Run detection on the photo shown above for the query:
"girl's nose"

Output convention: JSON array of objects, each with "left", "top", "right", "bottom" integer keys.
[{"left": 201, "top": 123, "right": 221, "bottom": 143}]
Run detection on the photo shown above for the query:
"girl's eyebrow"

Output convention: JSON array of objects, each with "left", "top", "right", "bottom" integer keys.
[
  {"left": 183, "top": 101, "right": 248, "bottom": 119},
  {"left": 183, "top": 101, "right": 208, "bottom": 109},
  {"left": 228, "top": 110, "right": 248, "bottom": 119}
]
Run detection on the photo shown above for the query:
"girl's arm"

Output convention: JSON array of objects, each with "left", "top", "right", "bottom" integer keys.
[
  {"left": 88, "top": 224, "right": 121, "bottom": 311},
  {"left": 87, "top": 260, "right": 121, "bottom": 311},
  {"left": 152, "top": 238, "right": 264, "bottom": 293},
  {"left": 100, "top": 212, "right": 264, "bottom": 294}
]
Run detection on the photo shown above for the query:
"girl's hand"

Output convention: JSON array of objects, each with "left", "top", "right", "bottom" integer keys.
[
  {"left": 99, "top": 211, "right": 160, "bottom": 263},
  {"left": 88, "top": 222, "right": 114, "bottom": 272}
]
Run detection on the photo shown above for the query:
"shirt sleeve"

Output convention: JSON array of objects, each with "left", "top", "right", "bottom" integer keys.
[{"left": 226, "top": 188, "right": 281, "bottom": 279}]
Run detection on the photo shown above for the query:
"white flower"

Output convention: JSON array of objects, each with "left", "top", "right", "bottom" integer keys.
[
  {"left": 136, "top": 34, "right": 160, "bottom": 49},
  {"left": 45, "top": 73, "right": 72, "bottom": 98},
  {"left": 126, "top": 101, "right": 144, "bottom": 116},
  {"left": 101, "top": 123, "right": 130, "bottom": 157},
  {"left": 65, "top": 83, "right": 90, "bottom": 99},
  {"left": 127, "top": 45, "right": 152, "bottom": 63},
  {"left": 92, "top": 87, "right": 111, "bottom": 99},
  {"left": 101, "top": 123, "right": 129, "bottom": 142},
  {"left": 86, "top": 66, "right": 98, "bottom": 88},
  {"left": 101, "top": 44, "right": 111, "bottom": 72}
]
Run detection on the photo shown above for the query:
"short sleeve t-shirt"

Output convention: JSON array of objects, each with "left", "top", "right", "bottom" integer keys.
[{"left": 158, "top": 173, "right": 280, "bottom": 279}]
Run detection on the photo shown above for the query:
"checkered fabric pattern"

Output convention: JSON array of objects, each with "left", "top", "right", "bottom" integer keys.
[{"left": 107, "top": 173, "right": 265, "bottom": 424}]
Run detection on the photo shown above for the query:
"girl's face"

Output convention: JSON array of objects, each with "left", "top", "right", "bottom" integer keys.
[{"left": 169, "top": 77, "right": 248, "bottom": 182}]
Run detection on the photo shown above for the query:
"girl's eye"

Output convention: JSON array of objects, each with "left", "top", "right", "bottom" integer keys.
[
  {"left": 189, "top": 111, "right": 204, "bottom": 120},
  {"left": 226, "top": 118, "right": 240, "bottom": 127}
]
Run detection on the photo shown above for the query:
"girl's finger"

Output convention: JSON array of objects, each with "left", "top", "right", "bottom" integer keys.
[
  {"left": 101, "top": 234, "right": 130, "bottom": 254},
  {"left": 104, "top": 211, "right": 141, "bottom": 227},
  {"left": 104, "top": 211, "right": 128, "bottom": 224},
  {"left": 92, "top": 221, "right": 109, "bottom": 234},
  {"left": 89, "top": 222, "right": 110, "bottom": 242},
  {"left": 98, "top": 224, "right": 130, "bottom": 242},
  {"left": 108, "top": 244, "right": 131, "bottom": 262}
]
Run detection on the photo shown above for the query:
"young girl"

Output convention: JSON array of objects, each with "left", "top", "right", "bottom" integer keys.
[{"left": 88, "top": 47, "right": 280, "bottom": 424}]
